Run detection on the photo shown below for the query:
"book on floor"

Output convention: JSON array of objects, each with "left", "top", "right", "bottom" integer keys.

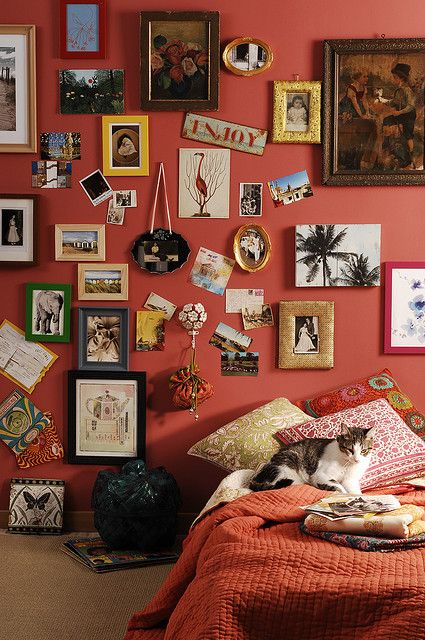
[
  {"left": 62, "top": 536, "right": 179, "bottom": 572},
  {"left": 300, "top": 494, "right": 401, "bottom": 521}
]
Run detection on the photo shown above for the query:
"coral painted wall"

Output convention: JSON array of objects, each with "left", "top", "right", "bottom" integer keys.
[{"left": 1, "top": 0, "right": 425, "bottom": 514}]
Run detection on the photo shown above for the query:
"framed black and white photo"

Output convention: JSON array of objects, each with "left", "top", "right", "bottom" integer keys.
[
  {"left": 112, "top": 189, "right": 137, "bottom": 208},
  {"left": 279, "top": 301, "right": 334, "bottom": 369},
  {"left": 25, "top": 282, "right": 71, "bottom": 343},
  {"left": 293, "top": 315, "right": 319, "bottom": 353},
  {"left": 79, "top": 169, "right": 112, "bottom": 206},
  {"left": 0, "top": 194, "right": 37, "bottom": 265},
  {"left": 78, "top": 307, "right": 129, "bottom": 371},
  {"left": 233, "top": 224, "right": 271, "bottom": 273},
  {"left": 239, "top": 183, "right": 262, "bottom": 217}
]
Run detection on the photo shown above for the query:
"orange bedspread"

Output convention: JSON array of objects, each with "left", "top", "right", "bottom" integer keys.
[{"left": 124, "top": 485, "right": 425, "bottom": 640}]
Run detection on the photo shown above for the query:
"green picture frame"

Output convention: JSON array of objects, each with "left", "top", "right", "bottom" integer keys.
[{"left": 25, "top": 282, "right": 72, "bottom": 343}]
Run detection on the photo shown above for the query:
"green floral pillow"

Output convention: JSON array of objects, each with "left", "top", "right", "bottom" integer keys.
[{"left": 187, "top": 398, "right": 311, "bottom": 472}]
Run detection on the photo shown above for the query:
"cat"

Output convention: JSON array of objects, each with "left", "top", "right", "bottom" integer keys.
[{"left": 249, "top": 423, "right": 375, "bottom": 494}]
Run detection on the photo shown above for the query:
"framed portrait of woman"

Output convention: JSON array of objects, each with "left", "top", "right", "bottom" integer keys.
[
  {"left": 323, "top": 38, "right": 425, "bottom": 185},
  {"left": 102, "top": 116, "right": 149, "bottom": 177}
]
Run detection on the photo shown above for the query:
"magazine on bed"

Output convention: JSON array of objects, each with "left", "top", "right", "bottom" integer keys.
[
  {"left": 62, "top": 536, "right": 179, "bottom": 572},
  {"left": 301, "top": 495, "right": 401, "bottom": 521}
]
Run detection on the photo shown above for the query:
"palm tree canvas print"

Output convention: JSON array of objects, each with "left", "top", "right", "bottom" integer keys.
[
  {"left": 296, "top": 224, "right": 381, "bottom": 287},
  {"left": 178, "top": 148, "right": 230, "bottom": 218}
]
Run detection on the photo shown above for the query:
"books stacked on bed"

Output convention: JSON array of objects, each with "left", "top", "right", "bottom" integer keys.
[
  {"left": 301, "top": 494, "right": 401, "bottom": 520},
  {"left": 62, "top": 535, "right": 179, "bottom": 573}
]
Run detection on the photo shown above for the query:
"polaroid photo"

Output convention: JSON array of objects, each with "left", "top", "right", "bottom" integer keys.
[
  {"left": 225, "top": 289, "right": 264, "bottom": 313},
  {"left": 221, "top": 351, "right": 259, "bottom": 377},
  {"left": 80, "top": 169, "right": 113, "bottom": 206},
  {"left": 242, "top": 304, "right": 274, "bottom": 330},
  {"left": 144, "top": 292, "right": 177, "bottom": 321},
  {"left": 113, "top": 190, "right": 137, "bottom": 208},
  {"left": 209, "top": 322, "right": 252, "bottom": 353},
  {"left": 106, "top": 200, "right": 125, "bottom": 225}
]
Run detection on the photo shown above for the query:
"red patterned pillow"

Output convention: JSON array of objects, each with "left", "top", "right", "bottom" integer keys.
[
  {"left": 276, "top": 399, "right": 425, "bottom": 490},
  {"left": 294, "top": 368, "right": 425, "bottom": 438}
]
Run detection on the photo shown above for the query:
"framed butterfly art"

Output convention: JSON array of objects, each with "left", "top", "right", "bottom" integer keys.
[{"left": 8, "top": 478, "right": 65, "bottom": 534}]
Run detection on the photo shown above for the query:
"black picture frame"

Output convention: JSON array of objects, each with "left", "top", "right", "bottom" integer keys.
[
  {"left": 68, "top": 370, "right": 146, "bottom": 465},
  {"left": 78, "top": 307, "right": 129, "bottom": 371},
  {"left": 131, "top": 227, "right": 190, "bottom": 275}
]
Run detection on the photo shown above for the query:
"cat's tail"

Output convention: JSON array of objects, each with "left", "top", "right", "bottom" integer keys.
[{"left": 249, "top": 463, "right": 293, "bottom": 492}]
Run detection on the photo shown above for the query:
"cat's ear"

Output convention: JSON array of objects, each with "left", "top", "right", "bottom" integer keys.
[
  {"left": 340, "top": 422, "right": 351, "bottom": 436},
  {"left": 365, "top": 426, "right": 377, "bottom": 438}
]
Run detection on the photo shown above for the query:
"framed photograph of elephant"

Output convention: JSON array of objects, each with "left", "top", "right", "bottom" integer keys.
[{"left": 25, "top": 283, "right": 72, "bottom": 343}]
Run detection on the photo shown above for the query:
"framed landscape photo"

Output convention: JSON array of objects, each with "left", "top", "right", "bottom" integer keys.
[
  {"left": 25, "top": 282, "right": 72, "bottom": 343},
  {"left": 55, "top": 223, "right": 105, "bottom": 261},
  {"left": 272, "top": 80, "right": 321, "bottom": 144},
  {"left": 78, "top": 307, "right": 129, "bottom": 370},
  {"left": 233, "top": 224, "right": 271, "bottom": 273},
  {"left": 102, "top": 115, "right": 149, "bottom": 177},
  {"left": 0, "top": 194, "right": 37, "bottom": 265},
  {"left": 0, "top": 25, "right": 37, "bottom": 153},
  {"left": 323, "top": 38, "right": 425, "bottom": 185},
  {"left": 384, "top": 262, "right": 425, "bottom": 354},
  {"left": 67, "top": 370, "right": 146, "bottom": 465},
  {"left": 140, "top": 11, "right": 219, "bottom": 111},
  {"left": 78, "top": 263, "right": 128, "bottom": 300},
  {"left": 278, "top": 301, "right": 334, "bottom": 369},
  {"left": 60, "top": 0, "right": 106, "bottom": 59}
]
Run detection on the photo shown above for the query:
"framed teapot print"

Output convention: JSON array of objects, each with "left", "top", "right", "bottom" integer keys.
[{"left": 67, "top": 370, "right": 146, "bottom": 464}]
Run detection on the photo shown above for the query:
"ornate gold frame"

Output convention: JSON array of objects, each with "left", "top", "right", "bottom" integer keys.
[
  {"left": 278, "top": 301, "right": 334, "bottom": 369},
  {"left": 272, "top": 80, "right": 321, "bottom": 144},
  {"left": 233, "top": 224, "right": 271, "bottom": 273},
  {"left": 222, "top": 37, "right": 273, "bottom": 77}
]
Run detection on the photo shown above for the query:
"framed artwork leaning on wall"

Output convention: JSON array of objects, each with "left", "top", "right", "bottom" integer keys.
[{"left": 0, "top": 194, "right": 37, "bottom": 265}]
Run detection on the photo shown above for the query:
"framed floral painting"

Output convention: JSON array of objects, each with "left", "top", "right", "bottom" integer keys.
[
  {"left": 140, "top": 11, "right": 219, "bottom": 111},
  {"left": 384, "top": 262, "right": 425, "bottom": 353}
]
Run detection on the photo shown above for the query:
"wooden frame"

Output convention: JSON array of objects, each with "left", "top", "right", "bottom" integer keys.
[
  {"left": 55, "top": 223, "right": 105, "bottom": 261},
  {"left": 233, "top": 224, "right": 271, "bottom": 273},
  {"left": 140, "top": 11, "right": 220, "bottom": 111},
  {"left": 0, "top": 194, "right": 37, "bottom": 265},
  {"left": 78, "top": 306, "right": 129, "bottom": 371},
  {"left": 25, "top": 282, "right": 72, "bottom": 343},
  {"left": 384, "top": 261, "right": 425, "bottom": 354},
  {"left": 0, "top": 25, "right": 37, "bottom": 153},
  {"left": 67, "top": 370, "right": 146, "bottom": 465},
  {"left": 278, "top": 301, "right": 334, "bottom": 369},
  {"left": 272, "top": 80, "right": 321, "bottom": 144},
  {"left": 323, "top": 38, "right": 425, "bottom": 185},
  {"left": 60, "top": 0, "right": 106, "bottom": 59},
  {"left": 222, "top": 37, "right": 273, "bottom": 77},
  {"left": 102, "top": 115, "right": 149, "bottom": 177},
  {"left": 77, "top": 263, "right": 128, "bottom": 300}
]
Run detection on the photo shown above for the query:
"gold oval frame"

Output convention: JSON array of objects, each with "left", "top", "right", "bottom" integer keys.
[
  {"left": 233, "top": 224, "right": 271, "bottom": 273},
  {"left": 222, "top": 37, "right": 273, "bottom": 77}
]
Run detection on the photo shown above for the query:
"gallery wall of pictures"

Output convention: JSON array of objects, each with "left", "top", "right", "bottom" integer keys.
[{"left": 1, "top": 0, "right": 425, "bottom": 514}]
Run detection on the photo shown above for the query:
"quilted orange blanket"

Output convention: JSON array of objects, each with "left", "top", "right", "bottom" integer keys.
[{"left": 124, "top": 485, "right": 425, "bottom": 640}]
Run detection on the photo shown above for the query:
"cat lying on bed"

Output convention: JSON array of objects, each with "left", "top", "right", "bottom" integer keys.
[{"left": 249, "top": 423, "right": 375, "bottom": 494}]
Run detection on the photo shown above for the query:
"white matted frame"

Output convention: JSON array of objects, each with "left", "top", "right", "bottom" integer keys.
[
  {"left": 0, "top": 194, "right": 37, "bottom": 265},
  {"left": 55, "top": 223, "right": 105, "bottom": 261}
]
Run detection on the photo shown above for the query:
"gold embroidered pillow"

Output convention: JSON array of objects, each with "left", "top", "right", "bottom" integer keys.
[{"left": 187, "top": 397, "right": 311, "bottom": 472}]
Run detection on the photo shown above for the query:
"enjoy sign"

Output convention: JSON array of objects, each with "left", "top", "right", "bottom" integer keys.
[{"left": 182, "top": 113, "right": 268, "bottom": 156}]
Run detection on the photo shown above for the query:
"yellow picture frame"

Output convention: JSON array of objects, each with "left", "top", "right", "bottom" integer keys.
[
  {"left": 272, "top": 80, "right": 321, "bottom": 144},
  {"left": 102, "top": 115, "right": 149, "bottom": 176}
]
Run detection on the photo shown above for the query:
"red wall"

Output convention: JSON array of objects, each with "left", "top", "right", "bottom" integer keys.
[{"left": 1, "top": 0, "right": 425, "bottom": 514}]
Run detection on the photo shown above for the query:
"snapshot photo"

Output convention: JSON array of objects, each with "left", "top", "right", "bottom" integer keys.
[
  {"left": 239, "top": 183, "right": 263, "bottom": 216},
  {"left": 113, "top": 190, "right": 137, "bottom": 208},
  {"left": 58, "top": 229, "right": 101, "bottom": 260},
  {"left": 144, "top": 292, "right": 177, "bottom": 321},
  {"left": 209, "top": 322, "right": 252, "bottom": 353},
  {"left": 293, "top": 316, "right": 319, "bottom": 354},
  {"left": 1, "top": 208, "right": 23, "bottom": 247},
  {"left": 106, "top": 201, "right": 125, "bottom": 225},
  {"left": 189, "top": 247, "right": 235, "bottom": 296},
  {"left": 242, "top": 304, "right": 274, "bottom": 330},
  {"left": 268, "top": 170, "right": 313, "bottom": 207},
  {"left": 79, "top": 169, "right": 113, "bottom": 206},
  {"left": 221, "top": 351, "right": 259, "bottom": 377},
  {"left": 286, "top": 92, "right": 310, "bottom": 132},
  {"left": 40, "top": 132, "right": 81, "bottom": 161},
  {"left": 86, "top": 314, "right": 121, "bottom": 363}
]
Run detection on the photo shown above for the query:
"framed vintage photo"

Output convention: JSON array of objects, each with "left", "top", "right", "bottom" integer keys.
[
  {"left": 0, "top": 25, "right": 37, "bottom": 153},
  {"left": 222, "top": 37, "right": 273, "bottom": 77},
  {"left": 60, "top": 0, "right": 106, "bottom": 59},
  {"left": 239, "top": 183, "right": 262, "bottom": 216},
  {"left": 131, "top": 228, "right": 190, "bottom": 275},
  {"left": 78, "top": 263, "right": 128, "bottom": 300},
  {"left": 272, "top": 80, "right": 321, "bottom": 144},
  {"left": 140, "top": 11, "right": 219, "bottom": 111},
  {"left": 67, "top": 370, "right": 146, "bottom": 464},
  {"left": 102, "top": 116, "right": 149, "bottom": 177},
  {"left": 55, "top": 223, "right": 105, "bottom": 261},
  {"left": 384, "top": 262, "right": 425, "bottom": 353},
  {"left": 278, "top": 301, "right": 334, "bottom": 369},
  {"left": 0, "top": 194, "right": 37, "bottom": 265},
  {"left": 25, "top": 282, "right": 72, "bottom": 343},
  {"left": 323, "top": 38, "right": 425, "bottom": 185},
  {"left": 233, "top": 224, "right": 271, "bottom": 273},
  {"left": 78, "top": 307, "right": 129, "bottom": 370}
]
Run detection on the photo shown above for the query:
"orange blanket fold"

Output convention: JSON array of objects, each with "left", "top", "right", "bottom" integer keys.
[{"left": 124, "top": 485, "right": 425, "bottom": 640}]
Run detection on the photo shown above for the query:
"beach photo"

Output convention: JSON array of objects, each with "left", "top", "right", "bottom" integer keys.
[
  {"left": 144, "top": 292, "right": 177, "bottom": 320},
  {"left": 55, "top": 224, "right": 105, "bottom": 261}
]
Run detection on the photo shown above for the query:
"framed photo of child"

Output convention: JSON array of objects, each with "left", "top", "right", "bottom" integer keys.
[
  {"left": 272, "top": 80, "right": 321, "bottom": 144},
  {"left": 323, "top": 38, "right": 425, "bottom": 185}
]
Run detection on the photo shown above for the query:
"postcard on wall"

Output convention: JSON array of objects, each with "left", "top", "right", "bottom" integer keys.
[
  {"left": 80, "top": 169, "right": 113, "bottom": 206},
  {"left": 0, "top": 389, "right": 50, "bottom": 454},
  {"left": 209, "top": 322, "right": 252, "bottom": 352},
  {"left": 106, "top": 201, "right": 125, "bottom": 225},
  {"left": 225, "top": 288, "right": 264, "bottom": 313},
  {"left": 178, "top": 148, "right": 230, "bottom": 219},
  {"left": 242, "top": 304, "right": 274, "bottom": 330},
  {"left": 40, "top": 132, "right": 81, "bottom": 161},
  {"left": 112, "top": 190, "right": 137, "bottom": 208},
  {"left": 59, "top": 69, "right": 124, "bottom": 114},
  {"left": 135, "top": 310, "right": 165, "bottom": 351},
  {"left": 221, "top": 351, "right": 259, "bottom": 376},
  {"left": 144, "top": 293, "right": 176, "bottom": 321},
  {"left": 189, "top": 247, "right": 235, "bottom": 296},
  {"left": 31, "top": 161, "right": 72, "bottom": 188},
  {"left": 0, "top": 320, "right": 58, "bottom": 393},
  {"left": 267, "top": 170, "right": 313, "bottom": 207}
]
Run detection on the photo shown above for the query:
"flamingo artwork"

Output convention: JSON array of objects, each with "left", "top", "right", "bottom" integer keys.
[
  {"left": 194, "top": 152, "right": 208, "bottom": 215},
  {"left": 181, "top": 147, "right": 229, "bottom": 218}
]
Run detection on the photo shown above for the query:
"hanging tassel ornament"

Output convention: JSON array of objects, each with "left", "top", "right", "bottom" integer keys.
[{"left": 169, "top": 303, "right": 213, "bottom": 420}]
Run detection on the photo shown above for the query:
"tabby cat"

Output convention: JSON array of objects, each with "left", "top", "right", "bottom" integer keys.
[{"left": 249, "top": 423, "right": 375, "bottom": 494}]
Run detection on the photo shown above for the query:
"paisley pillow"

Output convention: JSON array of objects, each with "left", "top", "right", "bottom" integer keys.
[{"left": 188, "top": 398, "right": 311, "bottom": 472}]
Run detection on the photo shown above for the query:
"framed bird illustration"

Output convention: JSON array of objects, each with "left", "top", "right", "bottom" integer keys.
[
  {"left": 178, "top": 148, "right": 230, "bottom": 218},
  {"left": 8, "top": 478, "right": 65, "bottom": 534}
]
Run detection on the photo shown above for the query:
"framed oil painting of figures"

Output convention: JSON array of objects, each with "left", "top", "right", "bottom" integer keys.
[
  {"left": 140, "top": 11, "right": 219, "bottom": 111},
  {"left": 323, "top": 38, "right": 425, "bottom": 185},
  {"left": 0, "top": 194, "right": 37, "bottom": 265},
  {"left": 60, "top": 0, "right": 106, "bottom": 59},
  {"left": 78, "top": 306, "right": 129, "bottom": 370},
  {"left": 384, "top": 262, "right": 425, "bottom": 354},
  {"left": 272, "top": 80, "right": 321, "bottom": 144},
  {"left": 0, "top": 25, "right": 36, "bottom": 153},
  {"left": 102, "top": 115, "right": 149, "bottom": 176}
]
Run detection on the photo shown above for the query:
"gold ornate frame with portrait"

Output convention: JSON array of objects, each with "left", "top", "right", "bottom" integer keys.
[
  {"left": 233, "top": 224, "right": 271, "bottom": 273},
  {"left": 272, "top": 80, "right": 321, "bottom": 144},
  {"left": 222, "top": 37, "right": 273, "bottom": 77}
]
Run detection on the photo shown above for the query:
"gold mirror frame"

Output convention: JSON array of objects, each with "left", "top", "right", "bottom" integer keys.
[
  {"left": 233, "top": 224, "right": 271, "bottom": 273},
  {"left": 222, "top": 37, "right": 273, "bottom": 77}
]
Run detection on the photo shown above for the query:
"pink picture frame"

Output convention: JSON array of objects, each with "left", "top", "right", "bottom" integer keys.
[
  {"left": 384, "top": 261, "right": 425, "bottom": 354},
  {"left": 60, "top": 0, "right": 106, "bottom": 59}
]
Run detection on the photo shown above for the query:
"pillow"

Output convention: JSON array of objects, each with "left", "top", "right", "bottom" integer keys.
[
  {"left": 295, "top": 368, "right": 425, "bottom": 438},
  {"left": 276, "top": 399, "right": 425, "bottom": 490},
  {"left": 187, "top": 398, "right": 311, "bottom": 472}
]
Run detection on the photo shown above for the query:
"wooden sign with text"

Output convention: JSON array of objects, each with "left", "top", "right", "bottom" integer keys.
[{"left": 182, "top": 113, "right": 268, "bottom": 156}]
